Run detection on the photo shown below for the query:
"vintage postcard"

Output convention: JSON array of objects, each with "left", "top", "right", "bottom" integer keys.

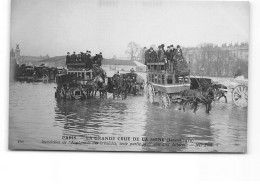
[{"left": 9, "top": 0, "right": 249, "bottom": 152}]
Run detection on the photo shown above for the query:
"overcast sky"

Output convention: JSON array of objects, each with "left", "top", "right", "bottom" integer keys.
[{"left": 10, "top": 0, "right": 249, "bottom": 58}]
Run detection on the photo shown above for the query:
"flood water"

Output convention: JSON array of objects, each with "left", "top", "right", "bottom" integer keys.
[{"left": 9, "top": 74, "right": 247, "bottom": 152}]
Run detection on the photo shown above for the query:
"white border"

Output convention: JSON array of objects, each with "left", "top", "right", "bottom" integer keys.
[{"left": 1, "top": 0, "right": 260, "bottom": 184}]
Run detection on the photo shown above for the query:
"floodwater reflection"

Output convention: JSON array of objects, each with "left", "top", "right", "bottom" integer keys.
[{"left": 9, "top": 82, "right": 247, "bottom": 152}]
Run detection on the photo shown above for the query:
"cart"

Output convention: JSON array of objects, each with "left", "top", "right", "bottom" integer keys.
[{"left": 229, "top": 76, "right": 248, "bottom": 107}]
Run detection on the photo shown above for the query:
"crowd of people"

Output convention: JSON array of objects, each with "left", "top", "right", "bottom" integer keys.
[
  {"left": 66, "top": 50, "right": 103, "bottom": 69},
  {"left": 144, "top": 44, "right": 188, "bottom": 74}
]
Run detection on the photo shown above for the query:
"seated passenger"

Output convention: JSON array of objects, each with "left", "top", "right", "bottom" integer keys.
[
  {"left": 93, "top": 54, "right": 98, "bottom": 65},
  {"left": 165, "top": 46, "right": 171, "bottom": 72},
  {"left": 176, "top": 45, "right": 183, "bottom": 57},
  {"left": 157, "top": 45, "right": 161, "bottom": 62},
  {"left": 150, "top": 48, "right": 157, "bottom": 63},
  {"left": 77, "top": 53, "right": 82, "bottom": 63},
  {"left": 66, "top": 52, "right": 71, "bottom": 65},
  {"left": 144, "top": 47, "right": 149, "bottom": 65},
  {"left": 71, "top": 52, "right": 77, "bottom": 63},
  {"left": 97, "top": 52, "right": 103, "bottom": 67}
]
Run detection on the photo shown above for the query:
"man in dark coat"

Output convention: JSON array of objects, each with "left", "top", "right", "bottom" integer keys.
[
  {"left": 97, "top": 52, "right": 103, "bottom": 67},
  {"left": 71, "top": 52, "right": 77, "bottom": 63},
  {"left": 82, "top": 52, "right": 87, "bottom": 65},
  {"left": 66, "top": 52, "right": 71, "bottom": 65},
  {"left": 144, "top": 47, "right": 149, "bottom": 65},
  {"left": 77, "top": 53, "right": 82, "bottom": 63},
  {"left": 165, "top": 46, "right": 172, "bottom": 72},
  {"left": 150, "top": 48, "right": 157, "bottom": 63},
  {"left": 85, "top": 51, "right": 92, "bottom": 70},
  {"left": 93, "top": 54, "right": 99, "bottom": 66},
  {"left": 176, "top": 45, "right": 183, "bottom": 57}
]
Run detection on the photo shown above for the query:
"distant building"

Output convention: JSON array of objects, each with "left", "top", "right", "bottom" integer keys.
[
  {"left": 38, "top": 56, "right": 66, "bottom": 67},
  {"left": 222, "top": 42, "right": 249, "bottom": 61},
  {"left": 21, "top": 55, "right": 50, "bottom": 65},
  {"left": 102, "top": 59, "right": 146, "bottom": 73},
  {"left": 10, "top": 44, "right": 50, "bottom": 65},
  {"left": 183, "top": 42, "right": 249, "bottom": 63}
]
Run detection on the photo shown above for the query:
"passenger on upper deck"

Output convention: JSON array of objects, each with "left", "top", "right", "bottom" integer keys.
[
  {"left": 66, "top": 52, "right": 71, "bottom": 65},
  {"left": 71, "top": 52, "right": 77, "bottom": 63},
  {"left": 170, "top": 45, "right": 175, "bottom": 59},
  {"left": 82, "top": 51, "right": 87, "bottom": 64},
  {"left": 157, "top": 45, "right": 161, "bottom": 62},
  {"left": 85, "top": 50, "right": 92, "bottom": 70},
  {"left": 150, "top": 47, "right": 157, "bottom": 63},
  {"left": 158, "top": 44, "right": 165, "bottom": 62},
  {"left": 77, "top": 53, "right": 82, "bottom": 63},
  {"left": 144, "top": 47, "right": 149, "bottom": 65},
  {"left": 176, "top": 45, "right": 183, "bottom": 58},
  {"left": 97, "top": 52, "right": 103, "bottom": 67},
  {"left": 165, "top": 46, "right": 172, "bottom": 72},
  {"left": 93, "top": 54, "right": 99, "bottom": 65},
  {"left": 165, "top": 46, "right": 171, "bottom": 61}
]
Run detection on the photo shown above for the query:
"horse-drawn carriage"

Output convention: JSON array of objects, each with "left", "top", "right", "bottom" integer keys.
[
  {"left": 55, "top": 68, "right": 94, "bottom": 100},
  {"left": 146, "top": 58, "right": 215, "bottom": 113},
  {"left": 120, "top": 72, "right": 145, "bottom": 96}
]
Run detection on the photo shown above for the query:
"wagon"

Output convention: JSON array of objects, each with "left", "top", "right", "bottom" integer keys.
[
  {"left": 229, "top": 76, "right": 248, "bottom": 107},
  {"left": 55, "top": 68, "right": 94, "bottom": 100},
  {"left": 146, "top": 61, "right": 191, "bottom": 109}
]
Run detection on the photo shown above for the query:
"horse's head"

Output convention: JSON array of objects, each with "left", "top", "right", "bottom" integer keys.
[
  {"left": 94, "top": 75, "right": 103, "bottom": 83},
  {"left": 204, "top": 86, "right": 215, "bottom": 101}
]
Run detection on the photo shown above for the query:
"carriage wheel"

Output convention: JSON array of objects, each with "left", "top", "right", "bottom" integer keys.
[
  {"left": 232, "top": 85, "right": 248, "bottom": 107},
  {"left": 159, "top": 93, "right": 171, "bottom": 109},
  {"left": 146, "top": 83, "right": 155, "bottom": 103}
]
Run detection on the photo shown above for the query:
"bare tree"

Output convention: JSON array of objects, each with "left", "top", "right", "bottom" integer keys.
[{"left": 125, "top": 42, "right": 141, "bottom": 60}]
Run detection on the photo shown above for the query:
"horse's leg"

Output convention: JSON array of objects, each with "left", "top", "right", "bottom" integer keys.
[
  {"left": 205, "top": 103, "right": 210, "bottom": 114},
  {"left": 183, "top": 100, "right": 187, "bottom": 111},
  {"left": 224, "top": 94, "right": 227, "bottom": 103},
  {"left": 179, "top": 100, "right": 184, "bottom": 110},
  {"left": 193, "top": 102, "right": 198, "bottom": 113},
  {"left": 125, "top": 90, "right": 127, "bottom": 99}
]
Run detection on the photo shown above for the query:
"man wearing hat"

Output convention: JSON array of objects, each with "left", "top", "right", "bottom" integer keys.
[
  {"left": 97, "top": 52, "right": 103, "bottom": 67},
  {"left": 176, "top": 45, "right": 183, "bottom": 57},
  {"left": 165, "top": 46, "right": 172, "bottom": 72},
  {"left": 157, "top": 45, "right": 161, "bottom": 63},
  {"left": 93, "top": 54, "right": 98, "bottom": 66},
  {"left": 66, "top": 52, "right": 71, "bottom": 65},
  {"left": 144, "top": 47, "right": 150, "bottom": 65},
  {"left": 85, "top": 51, "right": 92, "bottom": 70},
  {"left": 71, "top": 52, "right": 77, "bottom": 63},
  {"left": 150, "top": 47, "right": 158, "bottom": 70}
]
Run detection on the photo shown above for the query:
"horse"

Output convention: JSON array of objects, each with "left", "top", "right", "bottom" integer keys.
[
  {"left": 179, "top": 86, "right": 215, "bottom": 114},
  {"left": 85, "top": 80, "right": 97, "bottom": 97},
  {"left": 94, "top": 75, "right": 109, "bottom": 98},
  {"left": 111, "top": 76, "right": 129, "bottom": 100},
  {"left": 211, "top": 83, "right": 228, "bottom": 103}
]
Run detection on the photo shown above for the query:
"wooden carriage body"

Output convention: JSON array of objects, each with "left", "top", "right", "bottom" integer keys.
[{"left": 146, "top": 61, "right": 191, "bottom": 108}]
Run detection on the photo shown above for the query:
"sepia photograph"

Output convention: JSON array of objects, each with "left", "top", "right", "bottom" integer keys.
[{"left": 9, "top": 0, "right": 249, "bottom": 152}]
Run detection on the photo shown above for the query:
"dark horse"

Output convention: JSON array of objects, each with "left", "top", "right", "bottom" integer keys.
[
  {"left": 112, "top": 76, "right": 129, "bottom": 100},
  {"left": 179, "top": 87, "right": 215, "bottom": 114},
  {"left": 211, "top": 83, "right": 228, "bottom": 103}
]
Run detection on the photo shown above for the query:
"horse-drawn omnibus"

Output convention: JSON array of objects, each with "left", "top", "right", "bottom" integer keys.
[
  {"left": 55, "top": 61, "right": 94, "bottom": 100},
  {"left": 146, "top": 56, "right": 215, "bottom": 113},
  {"left": 146, "top": 59, "right": 191, "bottom": 109}
]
